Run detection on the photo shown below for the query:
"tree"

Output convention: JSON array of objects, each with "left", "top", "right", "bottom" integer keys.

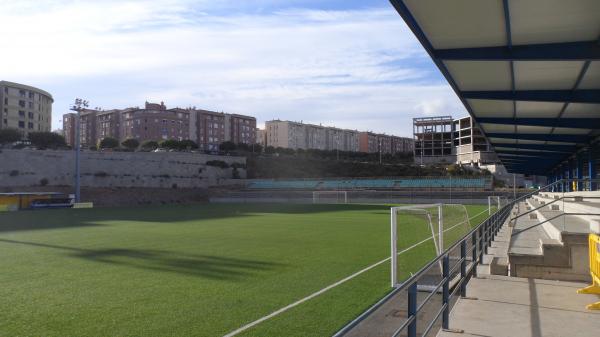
[
  {"left": 219, "top": 141, "right": 236, "bottom": 152},
  {"left": 99, "top": 137, "right": 119, "bottom": 149},
  {"left": 236, "top": 142, "right": 250, "bottom": 152},
  {"left": 264, "top": 146, "right": 276, "bottom": 154},
  {"left": 0, "top": 128, "right": 22, "bottom": 145},
  {"left": 141, "top": 140, "right": 159, "bottom": 151},
  {"left": 28, "top": 132, "right": 66, "bottom": 149},
  {"left": 179, "top": 139, "right": 198, "bottom": 150},
  {"left": 160, "top": 139, "right": 180, "bottom": 150},
  {"left": 121, "top": 138, "right": 140, "bottom": 151},
  {"left": 252, "top": 143, "right": 263, "bottom": 153}
]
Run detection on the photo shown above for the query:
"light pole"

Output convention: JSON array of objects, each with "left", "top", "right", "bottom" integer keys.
[
  {"left": 379, "top": 139, "right": 382, "bottom": 165},
  {"left": 336, "top": 134, "right": 340, "bottom": 161},
  {"left": 70, "top": 98, "right": 89, "bottom": 203}
]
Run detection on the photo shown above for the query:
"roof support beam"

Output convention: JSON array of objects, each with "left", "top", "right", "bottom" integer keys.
[
  {"left": 492, "top": 143, "right": 575, "bottom": 152},
  {"left": 478, "top": 117, "right": 600, "bottom": 128},
  {"left": 496, "top": 150, "right": 566, "bottom": 158},
  {"left": 485, "top": 133, "right": 587, "bottom": 143},
  {"left": 463, "top": 89, "right": 600, "bottom": 103},
  {"left": 434, "top": 41, "right": 600, "bottom": 61}
]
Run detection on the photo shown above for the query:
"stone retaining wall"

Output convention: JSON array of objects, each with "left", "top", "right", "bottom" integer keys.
[{"left": 0, "top": 149, "right": 246, "bottom": 189}]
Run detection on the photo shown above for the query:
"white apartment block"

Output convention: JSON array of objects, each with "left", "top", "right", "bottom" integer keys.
[{"left": 264, "top": 120, "right": 408, "bottom": 153}]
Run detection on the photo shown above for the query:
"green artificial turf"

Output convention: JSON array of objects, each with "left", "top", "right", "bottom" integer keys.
[{"left": 0, "top": 203, "right": 491, "bottom": 337}]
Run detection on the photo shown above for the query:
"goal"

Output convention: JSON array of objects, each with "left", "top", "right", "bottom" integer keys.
[
  {"left": 390, "top": 204, "right": 471, "bottom": 287},
  {"left": 312, "top": 191, "right": 348, "bottom": 204},
  {"left": 488, "top": 196, "right": 509, "bottom": 215}
]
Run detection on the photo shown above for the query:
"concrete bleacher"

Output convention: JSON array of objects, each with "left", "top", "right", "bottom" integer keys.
[
  {"left": 245, "top": 177, "right": 491, "bottom": 190},
  {"left": 506, "top": 191, "right": 600, "bottom": 282},
  {"left": 442, "top": 196, "right": 600, "bottom": 337}
]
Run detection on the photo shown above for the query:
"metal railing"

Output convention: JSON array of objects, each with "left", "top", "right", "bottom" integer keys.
[
  {"left": 334, "top": 178, "right": 599, "bottom": 337},
  {"left": 334, "top": 203, "right": 514, "bottom": 337}
]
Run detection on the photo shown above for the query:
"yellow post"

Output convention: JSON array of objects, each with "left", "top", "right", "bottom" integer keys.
[{"left": 577, "top": 234, "right": 600, "bottom": 310}]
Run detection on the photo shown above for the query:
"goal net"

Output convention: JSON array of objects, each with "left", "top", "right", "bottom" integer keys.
[
  {"left": 312, "top": 191, "right": 348, "bottom": 204},
  {"left": 488, "top": 196, "right": 509, "bottom": 215},
  {"left": 390, "top": 204, "right": 471, "bottom": 288}
]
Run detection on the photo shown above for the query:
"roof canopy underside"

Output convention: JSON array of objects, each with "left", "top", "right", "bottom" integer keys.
[{"left": 391, "top": 0, "right": 600, "bottom": 175}]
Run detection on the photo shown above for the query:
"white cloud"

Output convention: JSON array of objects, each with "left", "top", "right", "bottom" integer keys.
[{"left": 0, "top": 0, "right": 466, "bottom": 136}]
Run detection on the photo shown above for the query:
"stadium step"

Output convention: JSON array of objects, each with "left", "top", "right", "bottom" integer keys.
[
  {"left": 506, "top": 192, "right": 599, "bottom": 282},
  {"left": 476, "top": 206, "right": 515, "bottom": 277}
]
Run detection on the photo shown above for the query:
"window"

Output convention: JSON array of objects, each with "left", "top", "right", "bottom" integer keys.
[
  {"left": 19, "top": 89, "right": 26, "bottom": 97},
  {"left": 18, "top": 121, "right": 25, "bottom": 128},
  {"left": 28, "top": 122, "right": 33, "bottom": 129},
  {"left": 28, "top": 92, "right": 34, "bottom": 99},
  {"left": 19, "top": 100, "right": 26, "bottom": 107},
  {"left": 28, "top": 112, "right": 34, "bottom": 119},
  {"left": 19, "top": 110, "right": 25, "bottom": 117}
]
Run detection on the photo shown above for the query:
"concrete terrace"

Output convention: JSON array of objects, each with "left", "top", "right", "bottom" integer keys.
[{"left": 438, "top": 275, "right": 600, "bottom": 337}]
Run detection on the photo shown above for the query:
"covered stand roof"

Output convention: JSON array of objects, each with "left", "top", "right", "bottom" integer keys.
[{"left": 390, "top": 0, "right": 600, "bottom": 175}]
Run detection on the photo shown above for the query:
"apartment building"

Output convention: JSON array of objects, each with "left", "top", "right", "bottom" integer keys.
[
  {"left": 256, "top": 128, "right": 266, "bottom": 147},
  {"left": 63, "top": 102, "right": 255, "bottom": 151},
  {"left": 226, "top": 114, "right": 257, "bottom": 145},
  {"left": 358, "top": 132, "right": 379, "bottom": 153},
  {"left": 357, "top": 132, "right": 412, "bottom": 154},
  {"left": 0, "top": 81, "right": 53, "bottom": 137},
  {"left": 197, "top": 109, "right": 226, "bottom": 152},
  {"left": 265, "top": 120, "right": 309, "bottom": 150},
  {"left": 265, "top": 120, "right": 412, "bottom": 154},
  {"left": 392, "top": 136, "right": 414, "bottom": 154},
  {"left": 122, "top": 105, "right": 191, "bottom": 142}
]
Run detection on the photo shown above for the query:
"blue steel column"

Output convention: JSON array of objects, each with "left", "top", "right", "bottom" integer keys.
[
  {"left": 577, "top": 153, "right": 584, "bottom": 191},
  {"left": 590, "top": 150, "right": 598, "bottom": 191},
  {"left": 564, "top": 163, "right": 572, "bottom": 192},
  {"left": 569, "top": 160, "right": 575, "bottom": 192},
  {"left": 560, "top": 165, "right": 565, "bottom": 192}
]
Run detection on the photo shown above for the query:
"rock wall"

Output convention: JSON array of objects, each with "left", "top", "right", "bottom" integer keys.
[{"left": 0, "top": 149, "right": 246, "bottom": 189}]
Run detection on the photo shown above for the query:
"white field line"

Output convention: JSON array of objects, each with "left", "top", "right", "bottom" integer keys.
[{"left": 222, "top": 208, "right": 490, "bottom": 337}]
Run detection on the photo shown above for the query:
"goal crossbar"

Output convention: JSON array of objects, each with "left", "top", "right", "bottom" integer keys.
[
  {"left": 312, "top": 191, "right": 348, "bottom": 204},
  {"left": 390, "top": 204, "right": 471, "bottom": 287}
]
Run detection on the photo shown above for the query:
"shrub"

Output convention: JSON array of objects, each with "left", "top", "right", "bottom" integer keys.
[
  {"left": 9, "top": 170, "right": 19, "bottom": 177},
  {"left": 121, "top": 138, "right": 140, "bottom": 150},
  {"left": 0, "top": 128, "right": 22, "bottom": 145},
  {"left": 28, "top": 132, "right": 66, "bottom": 149},
  {"left": 160, "top": 139, "right": 181, "bottom": 150},
  {"left": 141, "top": 140, "right": 159, "bottom": 151},
  {"left": 206, "top": 160, "right": 229, "bottom": 169},
  {"left": 179, "top": 140, "right": 198, "bottom": 150},
  {"left": 99, "top": 137, "right": 119, "bottom": 149},
  {"left": 219, "top": 141, "right": 236, "bottom": 152},
  {"left": 40, "top": 178, "right": 49, "bottom": 186}
]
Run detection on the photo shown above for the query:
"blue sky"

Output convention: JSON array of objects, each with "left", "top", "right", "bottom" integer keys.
[{"left": 0, "top": 0, "right": 466, "bottom": 136}]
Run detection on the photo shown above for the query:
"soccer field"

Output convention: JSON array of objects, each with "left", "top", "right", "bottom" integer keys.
[{"left": 0, "top": 203, "right": 490, "bottom": 337}]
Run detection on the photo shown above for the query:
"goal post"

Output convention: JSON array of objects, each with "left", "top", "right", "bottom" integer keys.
[
  {"left": 487, "top": 196, "right": 508, "bottom": 215},
  {"left": 312, "top": 191, "right": 348, "bottom": 204},
  {"left": 390, "top": 204, "right": 471, "bottom": 288}
]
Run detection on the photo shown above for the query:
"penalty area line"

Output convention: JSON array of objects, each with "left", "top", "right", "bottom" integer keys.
[{"left": 222, "top": 209, "right": 490, "bottom": 337}]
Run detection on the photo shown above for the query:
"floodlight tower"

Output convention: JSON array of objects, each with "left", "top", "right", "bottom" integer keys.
[{"left": 70, "top": 98, "right": 89, "bottom": 203}]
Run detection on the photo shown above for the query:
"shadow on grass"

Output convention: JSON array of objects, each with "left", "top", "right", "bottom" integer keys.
[
  {"left": 0, "top": 238, "right": 283, "bottom": 281},
  {"left": 0, "top": 203, "right": 390, "bottom": 233}
]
